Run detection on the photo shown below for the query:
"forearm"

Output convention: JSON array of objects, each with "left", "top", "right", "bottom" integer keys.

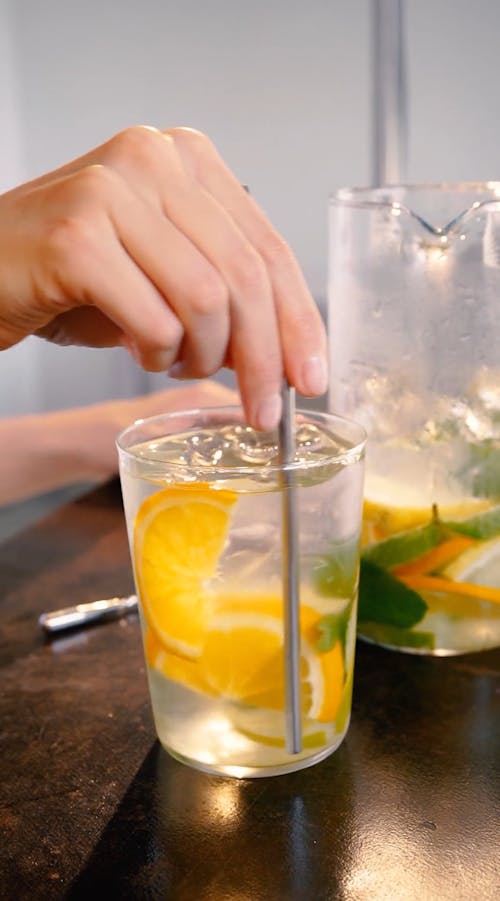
[
  {"left": 0, "top": 402, "right": 124, "bottom": 506},
  {"left": 0, "top": 380, "right": 238, "bottom": 507}
]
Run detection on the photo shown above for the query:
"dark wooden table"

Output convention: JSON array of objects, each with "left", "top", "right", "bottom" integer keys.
[{"left": 1, "top": 480, "right": 499, "bottom": 900}]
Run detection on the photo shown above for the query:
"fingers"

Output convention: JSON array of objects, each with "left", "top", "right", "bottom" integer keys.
[
  {"left": 44, "top": 126, "right": 315, "bottom": 423},
  {"left": 165, "top": 127, "right": 328, "bottom": 398},
  {"left": 3, "top": 124, "right": 327, "bottom": 433},
  {"left": 36, "top": 307, "right": 124, "bottom": 348},
  {"left": 34, "top": 168, "right": 184, "bottom": 369},
  {"left": 64, "top": 126, "right": 323, "bottom": 420},
  {"left": 96, "top": 128, "right": 284, "bottom": 427},
  {"left": 57, "top": 128, "right": 282, "bottom": 428},
  {"left": 154, "top": 162, "right": 283, "bottom": 427},
  {"left": 39, "top": 138, "right": 234, "bottom": 381},
  {"left": 114, "top": 193, "right": 232, "bottom": 380}
]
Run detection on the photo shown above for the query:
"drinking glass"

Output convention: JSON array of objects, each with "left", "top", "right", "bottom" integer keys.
[
  {"left": 329, "top": 183, "right": 500, "bottom": 655},
  {"left": 117, "top": 405, "right": 365, "bottom": 777}
]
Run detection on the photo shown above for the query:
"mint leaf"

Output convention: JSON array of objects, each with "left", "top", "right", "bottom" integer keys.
[
  {"left": 316, "top": 603, "right": 352, "bottom": 654},
  {"left": 443, "top": 503, "right": 500, "bottom": 540},
  {"left": 361, "top": 519, "right": 443, "bottom": 571},
  {"left": 358, "top": 621, "right": 435, "bottom": 650},
  {"left": 358, "top": 559, "right": 427, "bottom": 628},
  {"left": 313, "top": 540, "right": 359, "bottom": 597},
  {"left": 457, "top": 442, "right": 500, "bottom": 499}
]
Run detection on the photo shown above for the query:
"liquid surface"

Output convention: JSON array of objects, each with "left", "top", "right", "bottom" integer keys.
[{"left": 133, "top": 421, "right": 352, "bottom": 466}]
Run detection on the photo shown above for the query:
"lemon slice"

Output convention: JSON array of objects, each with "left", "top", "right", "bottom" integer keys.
[
  {"left": 143, "top": 627, "right": 215, "bottom": 695},
  {"left": 364, "top": 481, "right": 492, "bottom": 540},
  {"left": 231, "top": 706, "right": 336, "bottom": 749},
  {"left": 363, "top": 498, "right": 431, "bottom": 536},
  {"left": 441, "top": 535, "right": 500, "bottom": 587},
  {"left": 134, "top": 483, "right": 237, "bottom": 659},
  {"left": 199, "top": 593, "right": 345, "bottom": 723}
]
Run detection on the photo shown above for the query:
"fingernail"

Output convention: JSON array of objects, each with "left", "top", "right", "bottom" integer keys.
[
  {"left": 302, "top": 354, "right": 328, "bottom": 396},
  {"left": 147, "top": 349, "right": 177, "bottom": 371},
  {"left": 256, "top": 393, "right": 282, "bottom": 431},
  {"left": 122, "top": 336, "right": 175, "bottom": 372},
  {"left": 168, "top": 361, "right": 186, "bottom": 379},
  {"left": 122, "top": 335, "right": 141, "bottom": 365}
]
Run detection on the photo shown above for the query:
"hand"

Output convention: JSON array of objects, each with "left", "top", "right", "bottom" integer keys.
[
  {"left": 0, "top": 380, "right": 238, "bottom": 506},
  {"left": 0, "top": 126, "right": 327, "bottom": 430}
]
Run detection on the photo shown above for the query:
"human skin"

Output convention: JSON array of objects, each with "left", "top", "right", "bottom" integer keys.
[
  {"left": 0, "top": 381, "right": 237, "bottom": 506},
  {"left": 0, "top": 126, "right": 327, "bottom": 432}
]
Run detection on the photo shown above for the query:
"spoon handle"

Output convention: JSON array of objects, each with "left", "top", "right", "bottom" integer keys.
[{"left": 38, "top": 595, "right": 138, "bottom": 633}]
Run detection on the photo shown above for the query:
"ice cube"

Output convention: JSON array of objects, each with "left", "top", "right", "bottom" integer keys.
[
  {"left": 421, "top": 397, "right": 468, "bottom": 444},
  {"left": 226, "top": 522, "right": 277, "bottom": 554},
  {"left": 432, "top": 369, "right": 500, "bottom": 445},
  {"left": 354, "top": 370, "right": 428, "bottom": 440},
  {"left": 294, "top": 424, "right": 326, "bottom": 457},
  {"left": 469, "top": 367, "right": 500, "bottom": 414},
  {"left": 229, "top": 426, "right": 278, "bottom": 464},
  {"left": 223, "top": 522, "right": 280, "bottom": 583},
  {"left": 296, "top": 423, "right": 323, "bottom": 448},
  {"left": 182, "top": 430, "right": 228, "bottom": 466}
]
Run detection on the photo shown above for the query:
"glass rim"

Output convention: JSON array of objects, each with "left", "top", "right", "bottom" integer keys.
[
  {"left": 116, "top": 404, "right": 366, "bottom": 478},
  {"left": 330, "top": 181, "right": 500, "bottom": 206},
  {"left": 329, "top": 182, "right": 500, "bottom": 236}
]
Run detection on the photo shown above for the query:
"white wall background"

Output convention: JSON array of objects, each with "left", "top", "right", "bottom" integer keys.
[{"left": 1, "top": 0, "right": 500, "bottom": 416}]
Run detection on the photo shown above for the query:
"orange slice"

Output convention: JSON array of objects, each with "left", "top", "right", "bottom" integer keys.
[
  {"left": 143, "top": 627, "right": 215, "bottom": 695},
  {"left": 400, "top": 574, "right": 500, "bottom": 606},
  {"left": 391, "top": 535, "right": 477, "bottom": 577},
  {"left": 199, "top": 593, "right": 345, "bottom": 723},
  {"left": 134, "top": 483, "right": 237, "bottom": 659}
]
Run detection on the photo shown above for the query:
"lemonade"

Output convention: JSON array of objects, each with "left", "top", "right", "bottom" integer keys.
[{"left": 117, "top": 407, "right": 365, "bottom": 777}]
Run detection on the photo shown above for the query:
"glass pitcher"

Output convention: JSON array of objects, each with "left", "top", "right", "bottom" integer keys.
[{"left": 329, "top": 183, "right": 500, "bottom": 655}]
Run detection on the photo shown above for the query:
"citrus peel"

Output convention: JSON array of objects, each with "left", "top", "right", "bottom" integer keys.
[{"left": 134, "top": 483, "right": 237, "bottom": 659}]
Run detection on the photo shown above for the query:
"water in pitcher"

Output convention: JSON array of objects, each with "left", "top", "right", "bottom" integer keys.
[
  {"left": 329, "top": 184, "right": 500, "bottom": 654},
  {"left": 359, "top": 366, "right": 500, "bottom": 654}
]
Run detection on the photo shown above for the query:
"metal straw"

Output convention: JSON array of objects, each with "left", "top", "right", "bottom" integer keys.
[
  {"left": 372, "top": 0, "right": 408, "bottom": 185},
  {"left": 278, "top": 382, "right": 302, "bottom": 754}
]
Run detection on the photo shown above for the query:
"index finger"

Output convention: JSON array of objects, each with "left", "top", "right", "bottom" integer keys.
[{"left": 165, "top": 127, "right": 328, "bottom": 400}]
